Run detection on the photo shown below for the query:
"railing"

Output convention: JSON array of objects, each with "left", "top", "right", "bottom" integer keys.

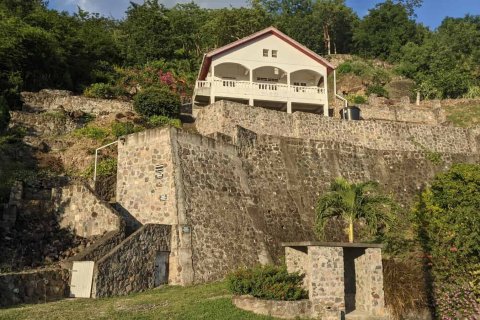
[{"left": 195, "top": 80, "right": 326, "bottom": 101}]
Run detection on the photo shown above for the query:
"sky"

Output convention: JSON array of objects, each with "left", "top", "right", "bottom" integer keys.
[{"left": 47, "top": 0, "right": 480, "bottom": 29}]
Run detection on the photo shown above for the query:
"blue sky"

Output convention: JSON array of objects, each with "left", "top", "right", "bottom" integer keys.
[{"left": 48, "top": 0, "right": 480, "bottom": 29}]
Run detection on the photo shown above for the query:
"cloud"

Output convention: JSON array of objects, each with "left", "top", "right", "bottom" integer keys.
[{"left": 49, "top": 0, "right": 249, "bottom": 18}]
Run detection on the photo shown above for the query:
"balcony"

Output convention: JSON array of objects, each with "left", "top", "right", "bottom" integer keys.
[{"left": 194, "top": 79, "right": 327, "bottom": 103}]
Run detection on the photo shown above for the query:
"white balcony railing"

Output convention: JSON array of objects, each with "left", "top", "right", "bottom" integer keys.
[{"left": 195, "top": 80, "right": 326, "bottom": 102}]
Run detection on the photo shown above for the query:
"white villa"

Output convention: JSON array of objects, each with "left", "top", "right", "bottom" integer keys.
[{"left": 193, "top": 26, "right": 336, "bottom": 116}]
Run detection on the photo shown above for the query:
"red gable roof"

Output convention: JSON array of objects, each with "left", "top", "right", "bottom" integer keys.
[{"left": 198, "top": 26, "right": 335, "bottom": 80}]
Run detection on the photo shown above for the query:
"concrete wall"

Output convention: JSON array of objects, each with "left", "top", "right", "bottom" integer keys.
[
  {"left": 196, "top": 101, "right": 480, "bottom": 154},
  {"left": 92, "top": 224, "right": 171, "bottom": 298},
  {"left": 21, "top": 90, "right": 133, "bottom": 115},
  {"left": 53, "top": 182, "right": 121, "bottom": 238},
  {"left": 0, "top": 268, "right": 70, "bottom": 307}
]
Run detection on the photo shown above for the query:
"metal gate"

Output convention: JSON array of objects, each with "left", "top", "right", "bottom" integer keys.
[
  {"left": 70, "top": 261, "right": 95, "bottom": 298},
  {"left": 154, "top": 252, "right": 169, "bottom": 287}
]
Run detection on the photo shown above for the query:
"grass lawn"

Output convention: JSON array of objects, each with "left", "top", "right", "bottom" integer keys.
[
  {"left": 0, "top": 282, "right": 276, "bottom": 320},
  {"left": 444, "top": 103, "right": 480, "bottom": 127}
]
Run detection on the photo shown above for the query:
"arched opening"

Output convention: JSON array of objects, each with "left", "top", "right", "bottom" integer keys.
[
  {"left": 290, "top": 69, "right": 324, "bottom": 88},
  {"left": 252, "top": 66, "right": 288, "bottom": 85},
  {"left": 213, "top": 62, "right": 250, "bottom": 81}
]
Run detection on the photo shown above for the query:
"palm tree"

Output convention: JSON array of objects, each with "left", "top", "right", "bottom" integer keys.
[{"left": 315, "top": 177, "right": 395, "bottom": 243}]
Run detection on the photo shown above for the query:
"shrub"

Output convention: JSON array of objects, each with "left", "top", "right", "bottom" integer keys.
[
  {"left": 366, "top": 84, "right": 389, "bottom": 98},
  {"left": 133, "top": 86, "right": 180, "bottom": 118},
  {"left": 0, "top": 96, "right": 11, "bottom": 133},
  {"left": 337, "top": 62, "right": 353, "bottom": 74},
  {"left": 84, "top": 83, "right": 125, "bottom": 99},
  {"left": 111, "top": 122, "right": 143, "bottom": 138},
  {"left": 347, "top": 95, "right": 367, "bottom": 105},
  {"left": 147, "top": 115, "right": 181, "bottom": 128},
  {"left": 464, "top": 86, "right": 480, "bottom": 99},
  {"left": 83, "top": 157, "right": 117, "bottom": 178},
  {"left": 73, "top": 125, "right": 109, "bottom": 140},
  {"left": 227, "top": 265, "right": 307, "bottom": 301},
  {"left": 413, "top": 164, "right": 480, "bottom": 318}
]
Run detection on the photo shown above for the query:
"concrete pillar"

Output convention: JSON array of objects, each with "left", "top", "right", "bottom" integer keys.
[
  {"left": 323, "top": 75, "right": 329, "bottom": 117},
  {"left": 210, "top": 65, "right": 215, "bottom": 105},
  {"left": 287, "top": 101, "right": 292, "bottom": 114},
  {"left": 249, "top": 98, "right": 254, "bottom": 106}
]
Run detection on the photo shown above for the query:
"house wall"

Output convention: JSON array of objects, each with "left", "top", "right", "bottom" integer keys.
[{"left": 210, "top": 33, "right": 328, "bottom": 78}]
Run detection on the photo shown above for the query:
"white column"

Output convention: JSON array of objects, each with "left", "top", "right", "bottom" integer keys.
[
  {"left": 323, "top": 75, "right": 329, "bottom": 117},
  {"left": 287, "top": 101, "right": 292, "bottom": 114},
  {"left": 210, "top": 64, "right": 215, "bottom": 104},
  {"left": 249, "top": 68, "right": 253, "bottom": 106}
]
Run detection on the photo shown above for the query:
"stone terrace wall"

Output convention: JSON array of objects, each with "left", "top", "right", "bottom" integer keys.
[
  {"left": 92, "top": 224, "right": 171, "bottom": 298},
  {"left": 359, "top": 104, "right": 447, "bottom": 125},
  {"left": 0, "top": 268, "right": 70, "bottom": 307},
  {"left": 196, "top": 101, "right": 480, "bottom": 154},
  {"left": 52, "top": 182, "right": 122, "bottom": 238},
  {"left": 21, "top": 90, "right": 133, "bottom": 115},
  {"left": 175, "top": 131, "right": 273, "bottom": 282},
  {"left": 9, "top": 111, "right": 81, "bottom": 136}
]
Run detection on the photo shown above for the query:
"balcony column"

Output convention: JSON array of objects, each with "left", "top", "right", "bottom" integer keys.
[
  {"left": 287, "top": 72, "right": 292, "bottom": 114},
  {"left": 323, "top": 75, "right": 329, "bottom": 117},
  {"left": 249, "top": 69, "right": 253, "bottom": 106},
  {"left": 210, "top": 64, "right": 215, "bottom": 104}
]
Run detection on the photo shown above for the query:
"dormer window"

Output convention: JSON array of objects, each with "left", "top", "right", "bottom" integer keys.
[
  {"left": 263, "top": 49, "right": 269, "bottom": 57},
  {"left": 272, "top": 50, "right": 278, "bottom": 58}
]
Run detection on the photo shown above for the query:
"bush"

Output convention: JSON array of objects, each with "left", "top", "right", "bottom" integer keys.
[
  {"left": 464, "top": 86, "right": 480, "bottom": 99},
  {"left": 0, "top": 96, "right": 11, "bottom": 133},
  {"left": 73, "top": 125, "right": 109, "bottom": 140},
  {"left": 147, "top": 115, "right": 181, "bottom": 128},
  {"left": 337, "top": 62, "right": 353, "bottom": 74},
  {"left": 111, "top": 122, "right": 143, "bottom": 138},
  {"left": 84, "top": 83, "right": 125, "bottom": 99},
  {"left": 83, "top": 157, "right": 117, "bottom": 178},
  {"left": 133, "top": 86, "right": 180, "bottom": 118},
  {"left": 227, "top": 265, "right": 307, "bottom": 301},
  {"left": 413, "top": 164, "right": 480, "bottom": 318},
  {"left": 347, "top": 95, "right": 367, "bottom": 105},
  {"left": 366, "top": 84, "right": 389, "bottom": 98}
]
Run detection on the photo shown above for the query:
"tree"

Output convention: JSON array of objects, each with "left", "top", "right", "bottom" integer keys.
[
  {"left": 315, "top": 177, "right": 395, "bottom": 243},
  {"left": 119, "top": 0, "right": 175, "bottom": 65},
  {"left": 0, "top": 96, "right": 10, "bottom": 132},
  {"left": 353, "top": 0, "right": 419, "bottom": 61}
]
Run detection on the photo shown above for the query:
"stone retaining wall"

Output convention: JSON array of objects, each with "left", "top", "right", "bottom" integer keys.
[
  {"left": 21, "top": 90, "right": 133, "bottom": 115},
  {"left": 66, "top": 229, "right": 125, "bottom": 264},
  {"left": 232, "top": 296, "right": 312, "bottom": 319},
  {"left": 196, "top": 101, "right": 480, "bottom": 154},
  {"left": 0, "top": 268, "right": 70, "bottom": 307},
  {"left": 92, "top": 224, "right": 171, "bottom": 297},
  {"left": 52, "top": 182, "right": 122, "bottom": 238},
  {"left": 9, "top": 111, "right": 81, "bottom": 136},
  {"left": 359, "top": 104, "right": 447, "bottom": 125}
]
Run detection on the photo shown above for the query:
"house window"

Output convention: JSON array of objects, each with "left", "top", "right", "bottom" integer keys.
[
  {"left": 272, "top": 50, "right": 278, "bottom": 58},
  {"left": 263, "top": 49, "right": 269, "bottom": 57}
]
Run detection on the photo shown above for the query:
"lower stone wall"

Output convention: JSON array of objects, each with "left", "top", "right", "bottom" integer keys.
[
  {"left": 52, "top": 182, "right": 122, "bottom": 238},
  {"left": 92, "top": 224, "right": 171, "bottom": 298},
  {"left": 232, "top": 296, "right": 312, "bottom": 319},
  {"left": 0, "top": 268, "right": 70, "bottom": 307}
]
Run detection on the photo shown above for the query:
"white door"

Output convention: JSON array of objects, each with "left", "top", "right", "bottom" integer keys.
[{"left": 70, "top": 261, "right": 95, "bottom": 298}]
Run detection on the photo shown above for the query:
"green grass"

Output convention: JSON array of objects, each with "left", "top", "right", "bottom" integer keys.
[
  {"left": 0, "top": 282, "right": 276, "bottom": 320},
  {"left": 445, "top": 104, "right": 480, "bottom": 128}
]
